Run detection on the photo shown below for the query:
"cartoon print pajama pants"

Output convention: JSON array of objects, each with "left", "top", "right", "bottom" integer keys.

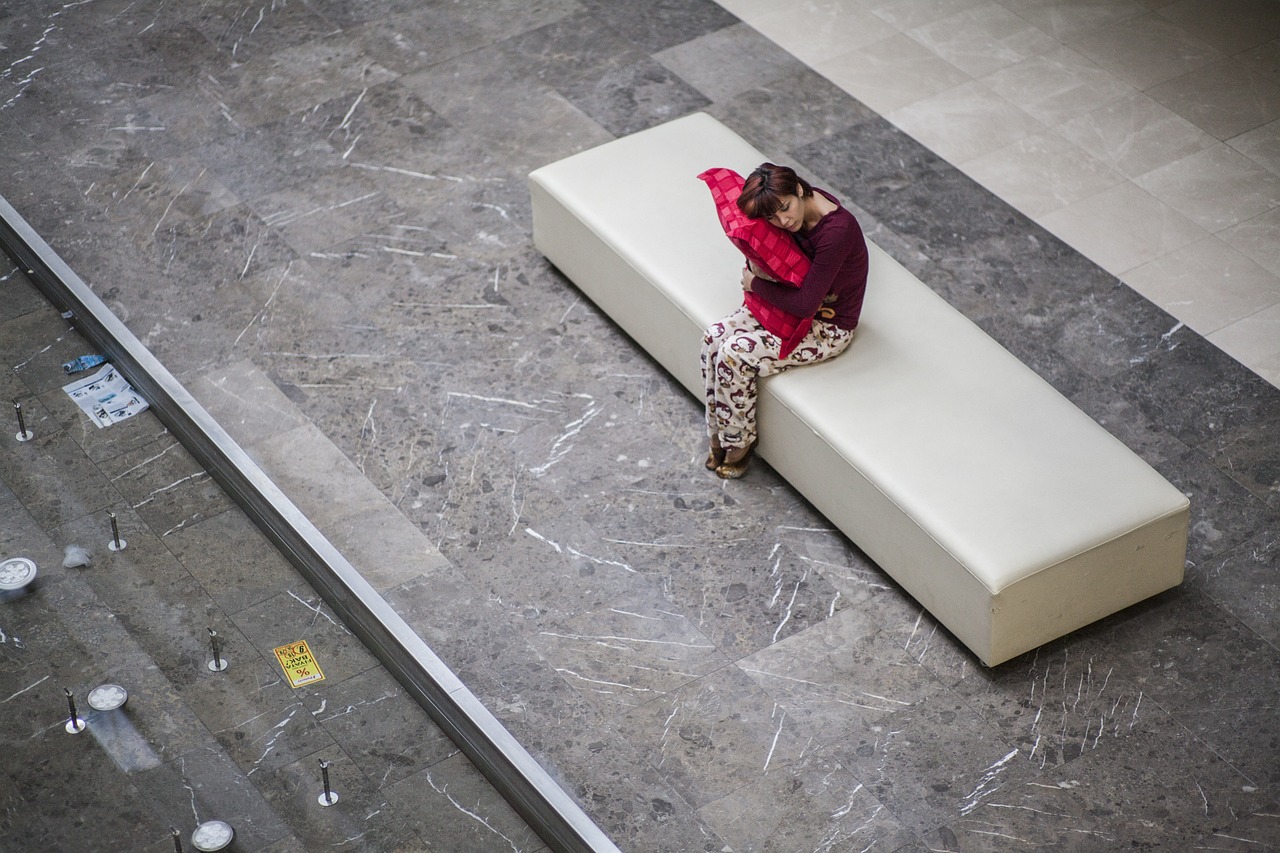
[{"left": 701, "top": 305, "right": 855, "bottom": 451}]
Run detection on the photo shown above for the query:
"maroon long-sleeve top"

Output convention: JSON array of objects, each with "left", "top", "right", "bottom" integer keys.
[{"left": 748, "top": 189, "right": 869, "bottom": 330}]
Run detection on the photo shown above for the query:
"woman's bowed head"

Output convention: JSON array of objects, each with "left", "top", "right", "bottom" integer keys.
[
  {"left": 738, "top": 164, "right": 833, "bottom": 233},
  {"left": 701, "top": 161, "right": 869, "bottom": 479}
]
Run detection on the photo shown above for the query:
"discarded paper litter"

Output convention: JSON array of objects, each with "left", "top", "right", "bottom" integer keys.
[{"left": 62, "top": 363, "right": 148, "bottom": 428}]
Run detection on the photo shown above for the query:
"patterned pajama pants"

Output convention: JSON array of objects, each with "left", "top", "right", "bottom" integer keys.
[{"left": 701, "top": 305, "right": 855, "bottom": 451}]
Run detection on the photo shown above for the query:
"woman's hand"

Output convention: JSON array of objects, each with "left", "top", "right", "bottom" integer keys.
[{"left": 741, "top": 265, "right": 757, "bottom": 291}]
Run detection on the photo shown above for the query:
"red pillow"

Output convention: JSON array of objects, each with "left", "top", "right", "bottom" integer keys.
[
  {"left": 699, "top": 168, "right": 813, "bottom": 356},
  {"left": 697, "top": 168, "right": 810, "bottom": 287}
]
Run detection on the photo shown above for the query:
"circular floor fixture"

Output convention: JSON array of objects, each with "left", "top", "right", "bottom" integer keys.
[
  {"left": 0, "top": 557, "right": 37, "bottom": 592},
  {"left": 191, "top": 820, "right": 234, "bottom": 851},
  {"left": 87, "top": 683, "right": 128, "bottom": 712}
]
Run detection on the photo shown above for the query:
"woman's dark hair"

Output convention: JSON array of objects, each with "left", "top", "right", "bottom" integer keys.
[{"left": 737, "top": 163, "right": 813, "bottom": 220}]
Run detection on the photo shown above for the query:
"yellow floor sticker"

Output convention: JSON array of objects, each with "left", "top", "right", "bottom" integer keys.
[{"left": 273, "top": 640, "right": 325, "bottom": 688}]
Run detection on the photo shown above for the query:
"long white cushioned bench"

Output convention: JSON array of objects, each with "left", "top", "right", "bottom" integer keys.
[{"left": 528, "top": 112, "right": 1189, "bottom": 666}]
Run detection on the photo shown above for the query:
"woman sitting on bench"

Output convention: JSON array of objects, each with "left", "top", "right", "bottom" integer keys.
[{"left": 702, "top": 163, "right": 869, "bottom": 478}]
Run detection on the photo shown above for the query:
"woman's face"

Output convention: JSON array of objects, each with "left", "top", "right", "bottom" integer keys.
[{"left": 766, "top": 193, "right": 805, "bottom": 232}]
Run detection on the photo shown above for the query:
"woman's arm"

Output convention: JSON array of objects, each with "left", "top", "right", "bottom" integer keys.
[{"left": 748, "top": 216, "right": 856, "bottom": 315}]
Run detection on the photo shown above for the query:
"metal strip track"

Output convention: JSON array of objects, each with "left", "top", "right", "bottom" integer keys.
[{"left": 0, "top": 193, "right": 620, "bottom": 853}]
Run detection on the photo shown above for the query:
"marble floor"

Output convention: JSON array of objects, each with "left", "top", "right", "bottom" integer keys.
[
  {"left": 0, "top": 280, "right": 546, "bottom": 850},
  {"left": 2, "top": 1, "right": 1279, "bottom": 851}
]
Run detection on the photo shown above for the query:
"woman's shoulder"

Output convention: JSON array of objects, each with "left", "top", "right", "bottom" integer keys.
[{"left": 812, "top": 193, "right": 859, "bottom": 232}]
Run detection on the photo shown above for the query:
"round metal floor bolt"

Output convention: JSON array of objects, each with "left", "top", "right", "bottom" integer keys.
[
  {"left": 87, "top": 683, "right": 128, "bottom": 712},
  {"left": 191, "top": 820, "right": 234, "bottom": 851},
  {"left": 0, "top": 557, "right": 37, "bottom": 592}
]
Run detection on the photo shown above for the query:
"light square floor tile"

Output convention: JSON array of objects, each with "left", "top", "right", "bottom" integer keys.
[
  {"left": 888, "top": 79, "right": 1046, "bottom": 165},
  {"left": 1122, "top": 236, "right": 1280, "bottom": 335},
  {"left": 1067, "top": 12, "right": 1223, "bottom": 89},
  {"left": 960, "top": 129, "right": 1125, "bottom": 217},
  {"left": 1229, "top": 118, "right": 1280, "bottom": 177},
  {"left": 1154, "top": 0, "right": 1280, "bottom": 54},
  {"left": 813, "top": 33, "right": 971, "bottom": 114},
  {"left": 1237, "top": 38, "right": 1280, "bottom": 87},
  {"left": 865, "top": 0, "right": 988, "bottom": 31},
  {"left": 1037, "top": 181, "right": 1207, "bottom": 275},
  {"left": 979, "top": 44, "right": 1137, "bottom": 126},
  {"left": 1057, "top": 90, "right": 1217, "bottom": 179},
  {"left": 1220, "top": 207, "right": 1280, "bottom": 278},
  {"left": 1147, "top": 58, "right": 1280, "bottom": 140},
  {"left": 907, "top": 1, "right": 1061, "bottom": 77},
  {"left": 750, "top": 1, "right": 899, "bottom": 67},
  {"left": 1135, "top": 143, "right": 1280, "bottom": 233},
  {"left": 1208, "top": 302, "right": 1280, "bottom": 390},
  {"left": 993, "top": 0, "right": 1147, "bottom": 41}
]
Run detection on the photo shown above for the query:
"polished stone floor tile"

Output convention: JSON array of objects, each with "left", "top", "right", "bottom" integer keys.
[{"left": 698, "top": 750, "right": 915, "bottom": 852}]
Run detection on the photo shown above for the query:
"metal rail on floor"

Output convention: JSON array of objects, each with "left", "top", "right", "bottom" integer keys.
[{"left": 0, "top": 193, "right": 621, "bottom": 853}]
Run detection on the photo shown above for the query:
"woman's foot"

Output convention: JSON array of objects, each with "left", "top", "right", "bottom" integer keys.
[
  {"left": 705, "top": 443, "right": 726, "bottom": 471},
  {"left": 715, "top": 442, "right": 755, "bottom": 479}
]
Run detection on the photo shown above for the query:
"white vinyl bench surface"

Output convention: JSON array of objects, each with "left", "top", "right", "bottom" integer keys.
[{"left": 529, "top": 112, "right": 1189, "bottom": 665}]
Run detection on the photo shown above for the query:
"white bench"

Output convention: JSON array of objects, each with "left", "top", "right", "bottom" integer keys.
[{"left": 527, "top": 113, "right": 1189, "bottom": 666}]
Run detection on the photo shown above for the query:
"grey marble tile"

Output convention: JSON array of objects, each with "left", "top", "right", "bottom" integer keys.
[
  {"left": 94, "top": 436, "right": 234, "bottom": 538},
  {"left": 915, "top": 704, "right": 1275, "bottom": 850},
  {"left": 14, "top": 747, "right": 164, "bottom": 851},
  {"left": 658, "top": 529, "right": 853, "bottom": 659},
  {"left": 132, "top": 747, "right": 293, "bottom": 850},
  {"left": 302, "top": 666, "right": 460, "bottom": 787},
  {"left": 559, "top": 55, "right": 713, "bottom": 138},
  {"left": 577, "top": 0, "right": 739, "bottom": 54},
  {"left": 827, "top": 688, "right": 1041, "bottom": 837},
  {"left": 339, "top": 11, "right": 494, "bottom": 76},
  {"left": 198, "top": 666, "right": 341, "bottom": 779},
  {"left": 383, "top": 751, "right": 549, "bottom": 853},
  {"left": 230, "top": 588, "right": 382, "bottom": 688},
  {"left": 1189, "top": 527, "right": 1280, "bottom": 648},
  {"left": 610, "top": 664, "right": 820, "bottom": 810},
  {"left": 383, "top": 569, "right": 605, "bottom": 740},
  {"left": 181, "top": 116, "right": 351, "bottom": 202},
  {"left": 259, "top": 745, "right": 417, "bottom": 851},
  {"left": 2, "top": 309, "right": 89, "bottom": 396},
  {"left": 735, "top": 609, "right": 949, "bottom": 749},
  {"left": 191, "top": 0, "right": 342, "bottom": 65},
  {"left": 399, "top": 54, "right": 615, "bottom": 179},
  {"left": 527, "top": 601, "right": 732, "bottom": 717},
  {"left": 1148, "top": 442, "right": 1280, "bottom": 568},
  {"left": 1102, "top": 590, "right": 1280, "bottom": 789},
  {"left": 525, "top": 729, "right": 729, "bottom": 853},
  {"left": 709, "top": 69, "right": 878, "bottom": 162},
  {"left": 164, "top": 508, "right": 304, "bottom": 616},
  {"left": 0, "top": 430, "right": 119, "bottom": 531},
  {"left": 1204, "top": 405, "right": 1280, "bottom": 513},
  {"left": 1115, "top": 324, "right": 1280, "bottom": 449},
  {"left": 950, "top": 640, "right": 1161, "bottom": 773},
  {"left": 0, "top": 267, "right": 46, "bottom": 324},
  {"left": 304, "top": 78, "right": 455, "bottom": 165},
  {"left": 50, "top": 506, "right": 227, "bottom": 671},
  {"left": 184, "top": 360, "right": 310, "bottom": 446},
  {"left": 503, "top": 10, "right": 654, "bottom": 92},
  {"left": 656, "top": 23, "right": 808, "bottom": 104},
  {"left": 698, "top": 750, "right": 915, "bottom": 853}
]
